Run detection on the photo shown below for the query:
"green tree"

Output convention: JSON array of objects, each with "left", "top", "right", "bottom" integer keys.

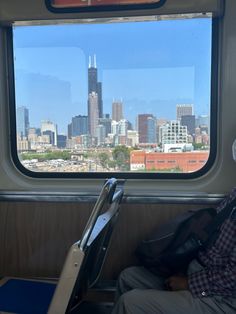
[
  {"left": 98, "top": 152, "right": 110, "bottom": 169},
  {"left": 193, "top": 143, "right": 205, "bottom": 150},
  {"left": 112, "top": 146, "right": 130, "bottom": 171},
  {"left": 107, "top": 160, "right": 116, "bottom": 169}
]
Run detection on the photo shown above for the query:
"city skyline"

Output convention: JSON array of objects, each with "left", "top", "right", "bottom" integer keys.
[
  {"left": 17, "top": 103, "right": 209, "bottom": 145},
  {"left": 16, "top": 57, "right": 207, "bottom": 139},
  {"left": 13, "top": 17, "right": 212, "bottom": 133},
  {"left": 16, "top": 52, "right": 210, "bottom": 146}
]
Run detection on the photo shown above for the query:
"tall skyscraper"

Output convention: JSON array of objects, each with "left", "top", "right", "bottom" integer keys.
[
  {"left": 88, "top": 55, "right": 103, "bottom": 118},
  {"left": 112, "top": 100, "right": 123, "bottom": 122},
  {"left": 137, "top": 114, "right": 154, "bottom": 143},
  {"left": 88, "top": 92, "right": 99, "bottom": 137},
  {"left": 71, "top": 115, "right": 88, "bottom": 137},
  {"left": 16, "top": 106, "right": 29, "bottom": 138},
  {"left": 176, "top": 104, "right": 193, "bottom": 121},
  {"left": 88, "top": 55, "right": 98, "bottom": 94}
]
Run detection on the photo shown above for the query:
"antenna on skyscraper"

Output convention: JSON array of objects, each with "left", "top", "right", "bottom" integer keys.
[
  {"left": 89, "top": 55, "right": 91, "bottom": 68},
  {"left": 94, "top": 54, "right": 97, "bottom": 68}
]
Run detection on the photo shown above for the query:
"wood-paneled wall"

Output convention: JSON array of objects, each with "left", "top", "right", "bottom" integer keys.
[{"left": 0, "top": 201, "right": 208, "bottom": 279}]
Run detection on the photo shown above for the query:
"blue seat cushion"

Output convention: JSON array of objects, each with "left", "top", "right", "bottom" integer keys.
[{"left": 0, "top": 278, "right": 56, "bottom": 314}]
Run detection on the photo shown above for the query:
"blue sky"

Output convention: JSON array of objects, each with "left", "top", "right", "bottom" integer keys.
[{"left": 13, "top": 17, "right": 212, "bottom": 134}]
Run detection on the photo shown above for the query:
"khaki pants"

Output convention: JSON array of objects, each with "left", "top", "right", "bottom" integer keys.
[{"left": 112, "top": 261, "right": 236, "bottom": 314}]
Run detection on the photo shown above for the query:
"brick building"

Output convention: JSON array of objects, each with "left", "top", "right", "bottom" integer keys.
[{"left": 130, "top": 150, "right": 209, "bottom": 172}]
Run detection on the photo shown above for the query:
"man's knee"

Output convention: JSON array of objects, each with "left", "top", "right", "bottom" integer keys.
[
  {"left": 117, "top": 267, "right": 140, "bottom": 290},
  {"left": 116, "top": 290, "right": 142, "bottom": 313},
  {"left": 115, "top": 289, "right": 163, "bottom": 314}
]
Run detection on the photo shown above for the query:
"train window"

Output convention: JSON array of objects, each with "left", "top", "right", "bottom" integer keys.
[{"left": 11, "top": 15, "right": 216, "bottom": 178}]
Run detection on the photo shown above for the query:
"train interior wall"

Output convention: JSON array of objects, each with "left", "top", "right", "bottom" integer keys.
[{"left": 0, "top": 201, "right": 217, "bottom": 280}]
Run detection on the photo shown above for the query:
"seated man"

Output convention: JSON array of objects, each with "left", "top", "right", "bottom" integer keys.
[{"left": 112, "top": 190, "right": 236, "bottom": 314}]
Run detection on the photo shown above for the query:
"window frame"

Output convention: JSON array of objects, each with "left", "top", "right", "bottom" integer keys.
[
  {"left": 45, "top": 0, "right": 167, "bottom": 14},
  {"left": 7, "top": 17, "right": 219, "bottom": 179}
]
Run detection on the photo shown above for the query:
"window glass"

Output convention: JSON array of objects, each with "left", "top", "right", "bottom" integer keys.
[
  {"left": 13, "top": 17, "right": 212, "bottom": 175},
  {"left": 49, "top": 0, "right": 164, "bottom": 9}
]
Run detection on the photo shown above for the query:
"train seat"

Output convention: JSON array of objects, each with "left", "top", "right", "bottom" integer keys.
[{"left": 0, "top": 178, "right": 124, "bottom": 314}]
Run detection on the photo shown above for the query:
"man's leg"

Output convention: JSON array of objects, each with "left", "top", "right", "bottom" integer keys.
[
  {"left": 116, "top": 266, "right": 165, "bottom": 299},
  {"left": 112, "top": 288, "right": 235, "bottom": 314}
]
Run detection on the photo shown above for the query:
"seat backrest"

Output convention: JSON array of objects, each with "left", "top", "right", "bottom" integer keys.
[{"left": 48, "top": 178, "right": 124, "bottom": 314}]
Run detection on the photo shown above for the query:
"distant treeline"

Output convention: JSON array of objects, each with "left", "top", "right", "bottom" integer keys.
[{"left": 20, "top": 151, "right": 71, "bottom": 161}]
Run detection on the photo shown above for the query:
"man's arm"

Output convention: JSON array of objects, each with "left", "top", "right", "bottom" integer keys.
[
  {"left": 188, "top": 217, "right": 236, "bottom": 298},
  {"left": 166, "top": 216, "right": 236, "bottom": 296},
  {"left": 165, "top": 252, "right": 236, "bottom": 296},
  {"left": 188, "top": 250, "right": 236, "bottom": 297}
]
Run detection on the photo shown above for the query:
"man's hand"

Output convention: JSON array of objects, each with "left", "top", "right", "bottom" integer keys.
[{"left": 165, "top": 276, "right": 189, "bottom": 291}]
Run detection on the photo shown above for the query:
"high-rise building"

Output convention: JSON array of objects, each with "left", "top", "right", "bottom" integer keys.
[
  {"left": 111, "top": 120, "right": 119, "bottom": 135},
  {"left": 67, "top": 123, "right": 72, "bottom": 139},
  {"left": 160, "top": 120, "right": 188, "bottom": 145},
  {"left": 71, "top": 115, "right": 88, "bottom": 137},
  {"left": 88, "top": 55, "right": 98, "bottom": 94},
  {"left": 41, "top": 120, "right": 58, "bottom": 146},
  {"left": 176, "top": 104, "right": 193, "bottom": 121},
  {"left": 147, "top": 116, "right": 157, "bottom": 143},
  {"left": 96, "top": 125, "right": 106, "bottom": 146},
  {"left": 88, "top": 92, "right": 99, "bottom": 137},
  {"left": 112, "top": 101, "right": 123, "bottom": 122},
  {"left": 99, "top": 117, "right": 112, "bottom": 137},
  {"left": 42, "top": 130, "right": 55, "bottom": 145},
  {"left": 118, "top": 119, "right": 128, "bottom": 136},
  {"left": 117, "top": 120, "right": 128, "bottom": 146},
  {"left": 156, "top": 119, "right": 169, "bottom": 144},
  {"left": 127, "top": 121, "right": 133, "bottom": 131},
  {"left": 88, "top": 55, "right": 103, "bottom": 118},
  {"left": 57, "top": 135, "right": 67, "bottom": 148},
  {"left": 181, "top": 115, "right": 195, "bottom": 137},
  {"left": 137, "top": 114, "right": 154, "bottom": 143},
  {"left": 97, "top": 81, "right": 103, "bottom": 119},
  {"left": 16, "top": 106, "right": 29, "bottom": 138}
]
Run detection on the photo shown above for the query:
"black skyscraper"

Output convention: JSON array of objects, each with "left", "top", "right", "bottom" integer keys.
[
  {"left": 97, "top": 81, "right": 103, "bottom": 118},
  {"left": 88, "top": 67, "right": 97, "bottom": 94},
  {"left": 88, "top": 55, "right": 103, "bottom": 121}
]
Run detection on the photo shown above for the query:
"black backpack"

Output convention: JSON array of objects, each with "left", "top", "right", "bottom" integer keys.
[{"left": 135, "top": 202, "right": 236, "bottom": 277}]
